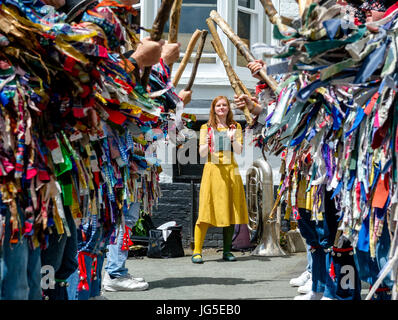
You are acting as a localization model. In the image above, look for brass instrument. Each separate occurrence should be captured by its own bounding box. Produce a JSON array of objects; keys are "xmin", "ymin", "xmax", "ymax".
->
[{"xmin": 246, "ymin": 157, "xmax": 286, "ymax": 256}]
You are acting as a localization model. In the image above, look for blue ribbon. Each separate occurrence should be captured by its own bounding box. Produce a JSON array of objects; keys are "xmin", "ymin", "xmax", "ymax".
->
[
  {"xmin": 354, "ymin": 39, "xmax": 390, "ymax": 84},
  {"xmin": 345, "ymin": 107, "xmax": 365, "ymax": 138}
]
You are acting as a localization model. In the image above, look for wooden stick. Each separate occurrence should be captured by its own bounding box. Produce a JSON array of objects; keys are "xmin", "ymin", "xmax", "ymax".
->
[
  {"xmin": 211, "ymin": 40, "xmax": 253, "ymax": 125},
  {"xmin": 297, "ymin": 0, "xmax": 314, "ymax": 17},
  {"xmin": 206, "ymin": 18, "xmax": 253, "ymax": 125},
  {"xmin": 141, "ymin": 0, "xmax": 175, "ymax": 89},
  {"xmin": 206, "ymin": 18, "xmax": 251, "ymax": 98},
  {"xmin": 258, "ymin": 0, "xmax": 287, "ymax": 31},
  {"xmin": 209, "ymin": 10, "xmax": 278, "ymax": 93},
  {"xmin": 167, "ymin": 0, "xmax": 183, "ymax": 73},
  {"xmin": 281, "ymin": 16, "xmax": 294, "ymax": 27},
  {"xmin": 172, "ymin": 29, "xmax": 202, "ymax": 88},
  {"xmin": 184, "ymin": 30, "xmax": 208, "ymax": 91},
  {"xmin": 212, "ymin": 40, "xmax": 251, "ymax": 97}
]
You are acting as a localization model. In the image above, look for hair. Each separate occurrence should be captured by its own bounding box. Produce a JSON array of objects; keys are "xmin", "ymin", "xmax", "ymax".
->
[{"xmin": 207, "ymin": 96, "xmax": 237, "ymax": 129}]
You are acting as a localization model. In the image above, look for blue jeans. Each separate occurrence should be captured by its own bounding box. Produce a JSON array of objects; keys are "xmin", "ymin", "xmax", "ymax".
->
[
  {"xmin": 298, "ymin": 190, "xmax": 361, "ymax": 300},
  {"xmin": 67, "ymin": 197, "xmax": 120, "ymax": 300},
  {"xmin": 105, "ymin": 202, "xmax": 140, "ymax": 278},
  {"xmin": 306, "ymin": 244, "xmax": 312, "ymax": 273},
  {"xmin": 0, "ymin": 207, "xmax": 42, "ymax": 300},
  {"xmin": 66, "ymin": 250, "xmax": 105, "ymax": 300},
  {"xmin": 298, "ymin": 208, "xmax": 335, "ymax": 297},
  {"xmin": 355, "ymin": 213, "xmax": 393, "ymax": 300},
  {"xmin": 40, "ymin": 206, "xmax": 78, "ymax": 300},
  {"xmin": 67, "ymin": 213, "xmax": 105, "ymax": 300}
]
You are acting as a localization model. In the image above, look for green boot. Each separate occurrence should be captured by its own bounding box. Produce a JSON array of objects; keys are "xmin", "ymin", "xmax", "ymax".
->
[
  {"xmin": 222, "ymin": 225, "xmax": 237, "ymax": 261},
  {"xmin": 222, "ymin": 251, "xmax": 237, "ymax": 262}
]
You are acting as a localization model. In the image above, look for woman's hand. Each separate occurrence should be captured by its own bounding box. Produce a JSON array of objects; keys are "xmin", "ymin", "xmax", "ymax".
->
[
  {"xmin": 227, "ymin": 128, "xmax": 236, "ymax": 142},
  {"xmin": 228, "ymin": 127, "xmax": 243, "ymax": 154},
  {"xmin": 199, "ymin": 133, "xmax": 211, "ymax": 157}
]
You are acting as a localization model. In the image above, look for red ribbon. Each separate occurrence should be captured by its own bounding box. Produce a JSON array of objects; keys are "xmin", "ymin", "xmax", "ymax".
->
[
  {"xmin": 121, "ymin": 225, "xmax": 134, "ymax": 251},
  {"xmin": 77, "ymin": 252, "xmax": 98, "ymax": 291},
  {"xmin": 208, "ymin": 127, "xmax": 214, "ymax": 153},
  {"xmin": 329, "ymin": 261, "xmax": 336, "ymax": 281},
  {"xmin": 364, "ymin": 92, "xmax": 380, "ymax": 115},
  {"xmin": 370, "ymin": 286, "xmax": 391, "ymax": 293},
  {"xmin": 332, "ymin": 246, "xmax": 353, "ymax": 253},
  {"xmin": 256, "ymin": 83, "xmax": 268, "ymax": 95},
  {"xmin": 77, "ymin": 252, "xmax": 89, "ymax": 291}
]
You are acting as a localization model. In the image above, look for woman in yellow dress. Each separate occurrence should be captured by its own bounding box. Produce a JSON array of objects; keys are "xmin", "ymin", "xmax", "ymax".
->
[{"xmin": 192, "ymin": 96, "xmax": 249, "ymax": 263}]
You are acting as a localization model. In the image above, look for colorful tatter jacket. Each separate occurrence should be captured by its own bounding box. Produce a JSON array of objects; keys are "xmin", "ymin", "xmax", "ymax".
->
[
  {"xmin": 0, "ymin": 0, "xmax": 165, "ymax": 251},
  {"xmin": 255, "ymin": 1, "xmax": 398, "ymax": 257},
  {"xmin": 149, "ymin": 59, "xmax": 182, "ymax": 111}
]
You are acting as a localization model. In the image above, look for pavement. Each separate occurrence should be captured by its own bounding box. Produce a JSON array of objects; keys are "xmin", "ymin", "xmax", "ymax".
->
[{"xmin": 101, "ymin": 249, "xmax": 309, "ymax": 300}]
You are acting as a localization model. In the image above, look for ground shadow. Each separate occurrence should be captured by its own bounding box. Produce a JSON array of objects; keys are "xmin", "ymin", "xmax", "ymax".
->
[
  {"xmin": 202, "ymin": 252, "xmax": 298, "ymax": 263},
  {"xmin": 148, "ymin": 276, "xmax": 269, "ymax": 289},
  {"xmin": 207, "ymin": 255, "xmax": 271, "ymax": 263},
  {"xmin": 231, "ymin": 254, "xmax": 295, "ymax": 262}
]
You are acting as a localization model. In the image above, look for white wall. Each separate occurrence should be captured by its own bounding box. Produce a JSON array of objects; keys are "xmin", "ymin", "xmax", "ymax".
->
[
  {"xmin": 279, "ymin": 0, "xmax": 299, "ymax": 18},
  {"xmin": 156, "ymin": 0, "xmax": 300, "ymax": 185}
]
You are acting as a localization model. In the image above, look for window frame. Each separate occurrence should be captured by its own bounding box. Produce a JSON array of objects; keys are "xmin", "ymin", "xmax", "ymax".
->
[
  {"xmin": 140, "ymin": 0, "xmax": 269, "ymax": 89},
  {"xmin": 235, "ymin": 0, "xmax": 263, "ymax": 73}
]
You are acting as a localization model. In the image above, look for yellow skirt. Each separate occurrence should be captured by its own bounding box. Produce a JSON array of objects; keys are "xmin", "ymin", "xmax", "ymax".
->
[{"xmin": 197, "ymin": 161, "xmax": 249, "ymax": 227}]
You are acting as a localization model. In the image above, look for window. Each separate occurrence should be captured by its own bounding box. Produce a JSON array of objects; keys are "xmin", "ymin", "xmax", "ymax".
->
[
  {"xmin": 140, "ymin": 0, "xmax": 268, "ymax": 89},
  {"xmin": 238, "ymin": 0, "xmax": 255, "ymax": 9},
  {"xmin": 237, "ymin": 0, "xmax": 259, "ymax": 67},
  {"xmin": 131, "ymin": 1, "xmax": 141, "ymax": 27},
  {"xmin": 164, "ymin": 0, "xmax": 217, "ymax": 64}
]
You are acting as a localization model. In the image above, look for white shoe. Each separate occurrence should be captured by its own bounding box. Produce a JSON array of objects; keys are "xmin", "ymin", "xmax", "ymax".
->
[
  {"xmin": 321, "ymin": 296, "xmax": 334, "ymax": 300},
  {"xmin": 125, "ymin": 273, "xmax": 146, "ymax": 283},
  {"xmin": 103, "ymin": 272, "xmax": 145, "ymax": 283},
  {"xmin": 103, "ymin": 273, "xmax": 149, "ymax": 292},
  {"xmin": 289, "ymin": 270, "xmax": 311, "ymax": 287},
  {"xmin": 297, "ymin": 278, "xmax": 312, "ymax": 294},
  {"xmin": 293, "ymin": 291, "xmax": 323, "ymax": 300}
]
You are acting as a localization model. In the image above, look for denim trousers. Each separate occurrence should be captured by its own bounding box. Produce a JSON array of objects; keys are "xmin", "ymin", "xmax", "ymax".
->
[
  {"xmin": 297, "ymin": 191, "xmax": 361, "ymax": 300},
  {"xmin": 66, "ymin": 250, "xmax": 105, "ymax": 300},
  {"xmin": 0, "ymin": 207, "xmax": 42, "ymax": 300},
  {"xmin": 105, "ymin": 202, "xmax": 140, "ymax": 278},
  {"xmin": 306, "ymin": 244, "xmax": 312, "ymax": 273},
  {"xmin": 40, "ymin": 206, "xmax": 78, "ymax": 300},
  {"xmin": 298, "ymin": 208, "xmax": 336, "ymax": 297},
  {"xmin": 66, "ymin": 212, "xmax": 105, "ymax": 300},
  {"xmin": 355, "ymin": 215, "xmax": 393, "ymax": 300}
]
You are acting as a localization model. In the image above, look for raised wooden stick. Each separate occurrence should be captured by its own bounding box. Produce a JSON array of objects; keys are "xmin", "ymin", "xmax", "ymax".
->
[
  {"xmin": 206, "ymin": 18, "xmax": 253, "ymax": 125},
  {"xmin": 209, "ymin": 10, "xmax": 278, "ymax": 93},
  {"xmin": 167, "ymin": 0, "xmax": 183, "ymax": 73},
  {"xmin": 141, "ymin": 0, "xmax": 175, "ymax": 89},
  {"xmin": 185, "ymin": 30, "xmax": 208, "ymax": 91},
  {"xmin": 259, "ymin": 0, "xmax": 288, "ymax": 31},
  {"xmin": 297, "ymin": 0, "xmax": 314, "ymax": 17},
  {"xmin": 172, "ymin": 29, "xmax": 202, "ymax": 87},
  {"xmin": 206, "ymin": 18, "xmax": 251, "ymax": 98}
]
